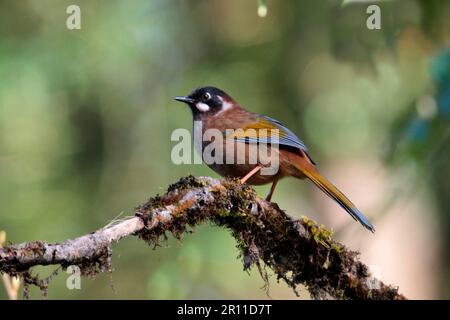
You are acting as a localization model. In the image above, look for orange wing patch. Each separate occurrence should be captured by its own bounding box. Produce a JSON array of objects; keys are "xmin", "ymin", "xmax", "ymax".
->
[
  {"xmin": 225, "ymin": 115, "xmax": 308, "ymax": 151},
  {"xmin": 227, "ymin": 118, "xmax": 285, "ymax": 139}
]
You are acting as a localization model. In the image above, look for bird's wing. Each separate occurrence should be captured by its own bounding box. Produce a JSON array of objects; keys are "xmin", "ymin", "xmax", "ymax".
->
[{"xmin": 225, "ymin": 115, "xmax": 308, "ymax": 151}]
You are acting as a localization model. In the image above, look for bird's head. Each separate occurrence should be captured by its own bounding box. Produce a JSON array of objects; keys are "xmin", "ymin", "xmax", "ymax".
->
[{"xmin": 175, "ymin": 86, "xmax": 236, "ymax": 118}]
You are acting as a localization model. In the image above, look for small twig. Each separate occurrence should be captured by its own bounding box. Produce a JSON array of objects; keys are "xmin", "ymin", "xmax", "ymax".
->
[{"xmin": 0, "ymin": 231, "xmax": 21, "ymax": 300}]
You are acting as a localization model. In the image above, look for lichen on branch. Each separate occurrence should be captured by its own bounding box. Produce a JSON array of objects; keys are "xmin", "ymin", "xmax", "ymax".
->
[{"xmin": 0, "ymin": 176, "xmax": 405, "ymax": 300}]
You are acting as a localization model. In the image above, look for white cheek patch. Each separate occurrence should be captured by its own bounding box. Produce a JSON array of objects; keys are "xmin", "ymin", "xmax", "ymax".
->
[
  {"xmin": 215, "ymin": 97, "xmax": 234, "ymax": 116},
  {"xmin": 221, "ymin": 100, "xmax": 233, "ymax": 111},
  {"xmin": 196, "ymin": 102, "xmax": 210, "ymax": 112}
]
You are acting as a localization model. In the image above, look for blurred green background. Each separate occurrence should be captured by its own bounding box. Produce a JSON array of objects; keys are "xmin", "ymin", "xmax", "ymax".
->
[{"xmin": 0, "ymin": 0, "xmax": 449, "ymax": 299}]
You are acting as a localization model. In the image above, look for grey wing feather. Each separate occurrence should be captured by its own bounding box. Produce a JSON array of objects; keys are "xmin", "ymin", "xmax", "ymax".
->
[
  {"xmin": 262, "ymin": 116, "xmax": 308, "ymax": 151},
  {"xmin": 229, "ymin": 115, "xmax": 308, "ymax": 151}
]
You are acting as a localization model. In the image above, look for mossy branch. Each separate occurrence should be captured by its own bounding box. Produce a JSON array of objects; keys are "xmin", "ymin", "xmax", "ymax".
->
[{"xmin": 0, "ymin": 176, "xmax": 405, "ymax": 300}]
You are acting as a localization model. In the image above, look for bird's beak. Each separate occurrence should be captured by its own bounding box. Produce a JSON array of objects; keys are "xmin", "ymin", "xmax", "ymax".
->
[{"xmin": 174, "ymin": 96, "xmax": 195, "ymax": 104}]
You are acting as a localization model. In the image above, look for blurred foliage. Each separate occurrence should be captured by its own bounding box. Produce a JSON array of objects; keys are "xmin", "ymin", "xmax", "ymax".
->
[{"xmin": 0, "ymin": 0, "xmax": 449, "ymax": 299}]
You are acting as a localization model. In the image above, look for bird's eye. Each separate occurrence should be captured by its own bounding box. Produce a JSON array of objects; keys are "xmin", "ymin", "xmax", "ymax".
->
[{"xmin": 202, "ymin": 93, "xmax": 211, "ymax": 101}]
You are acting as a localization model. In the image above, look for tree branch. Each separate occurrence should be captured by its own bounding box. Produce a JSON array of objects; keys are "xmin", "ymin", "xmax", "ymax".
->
[{"xmin": 0, "ymin": 176, "xmax": 405, "ymax": 300}]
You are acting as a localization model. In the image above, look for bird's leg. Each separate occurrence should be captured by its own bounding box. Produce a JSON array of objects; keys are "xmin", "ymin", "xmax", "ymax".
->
[
  {"xmin": 265, "ymin": 178, "xmax": 279, "ymax": 202},
  {"xmin": 240, "ymin": 166, "xmax": 262, "ymax": 184}
]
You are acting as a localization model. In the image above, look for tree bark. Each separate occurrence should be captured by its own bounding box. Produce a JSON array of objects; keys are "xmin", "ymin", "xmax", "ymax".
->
[{"xmin": 0, "ymin": 176, "xmax": 405, "ymax": 300}]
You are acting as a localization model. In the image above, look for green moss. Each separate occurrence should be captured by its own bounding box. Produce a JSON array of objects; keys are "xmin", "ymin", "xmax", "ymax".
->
[
  {"xmin": 167, "ymin": 175, "xmax": 207, "ymax": 192},
  {"xmin": 216, "ymin": 209, "xmax": 253, "ymax": 227},
  {"xmin": 331, "ymin": 243, "xmax": 343, "ymax": 253},
  {"xmin": 301, "ymin": 216, "xmax": 334, "ymax": 249}
]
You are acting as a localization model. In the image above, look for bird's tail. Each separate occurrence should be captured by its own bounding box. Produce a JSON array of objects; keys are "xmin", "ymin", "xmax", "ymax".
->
[{"xmin": 297, "ymin": 161, "xmax": 375, "ymax": 232}]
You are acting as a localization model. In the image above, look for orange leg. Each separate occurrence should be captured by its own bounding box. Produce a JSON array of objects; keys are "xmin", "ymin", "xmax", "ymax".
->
[
  {"xmin": 240, "ymin": 166, "xmax": 262, "ymax": 184},
  {"xmin": 265, "ymin": 178, "xmax": 279, "ymax": 202}
]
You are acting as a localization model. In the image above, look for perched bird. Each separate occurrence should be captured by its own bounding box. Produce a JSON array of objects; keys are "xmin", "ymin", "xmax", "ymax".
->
[{"xmin": 175, "ymin": 86, "xmax": 375, "ymax": 232}]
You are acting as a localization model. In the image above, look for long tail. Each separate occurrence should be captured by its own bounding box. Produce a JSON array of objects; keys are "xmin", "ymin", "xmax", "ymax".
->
[{"xmin": 295, "ymin": 155, "xmax": 375, "ymax": 232}]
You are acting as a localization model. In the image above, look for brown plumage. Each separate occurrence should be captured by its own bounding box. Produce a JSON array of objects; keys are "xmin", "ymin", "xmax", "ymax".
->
[{"xmin": 175, "ymin": 86, "xmax": 375, "ymax": 232}]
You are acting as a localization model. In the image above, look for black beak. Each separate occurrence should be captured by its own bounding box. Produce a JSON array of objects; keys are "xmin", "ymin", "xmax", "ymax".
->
[{"xmin": 174, "ymin": 96, "xmax": 195, "ymax": 104}]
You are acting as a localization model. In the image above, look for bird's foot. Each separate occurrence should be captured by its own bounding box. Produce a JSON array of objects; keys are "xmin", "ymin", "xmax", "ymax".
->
[{"xmin": 240, "ymin": 166, "xmax": 262, "ymax": 184}]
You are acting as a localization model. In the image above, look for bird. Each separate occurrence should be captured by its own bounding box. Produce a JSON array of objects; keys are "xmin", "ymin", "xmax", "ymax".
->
[{"xmin": 174, "ymin": 86, "xmax": 375, "ymax": 232}]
